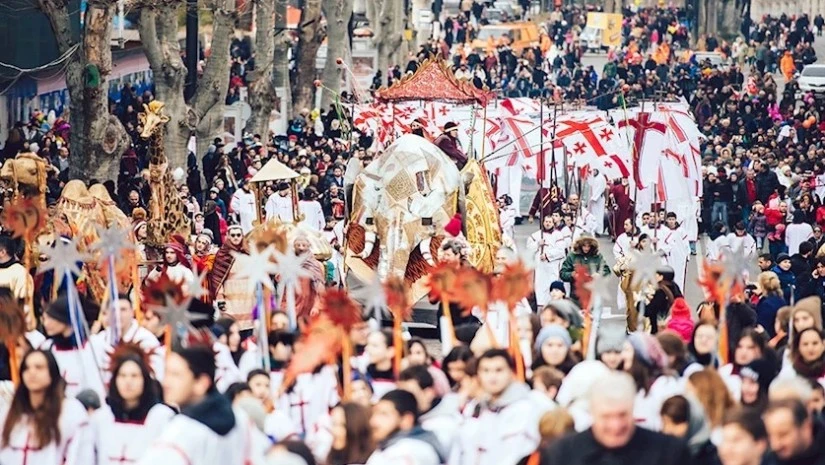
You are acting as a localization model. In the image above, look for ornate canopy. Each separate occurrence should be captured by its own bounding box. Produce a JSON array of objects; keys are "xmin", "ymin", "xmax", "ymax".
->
[{"xmin": 375, "ymin": 58, "xmax": 495, "ymax": 106}]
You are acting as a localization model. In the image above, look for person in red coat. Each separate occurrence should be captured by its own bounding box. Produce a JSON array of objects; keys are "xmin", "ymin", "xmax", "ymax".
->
[
  {"xmin": 609, "ymin": 177, "xmax": 634, "ymax": 241},
  {"xmin": 433, "ymin": 122, "xmax": 467, "ymax": 170}
]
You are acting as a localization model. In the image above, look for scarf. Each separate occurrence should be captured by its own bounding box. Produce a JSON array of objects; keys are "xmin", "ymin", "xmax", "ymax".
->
[{"xmin": 210, "ymin": 240, "xmax": 248, "ymax": 295}]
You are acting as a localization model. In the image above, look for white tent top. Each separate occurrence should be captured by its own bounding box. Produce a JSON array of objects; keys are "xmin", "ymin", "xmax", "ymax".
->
[{"xmin": 250, "ymin": 159, "xmax": 299, "ymax": 182}]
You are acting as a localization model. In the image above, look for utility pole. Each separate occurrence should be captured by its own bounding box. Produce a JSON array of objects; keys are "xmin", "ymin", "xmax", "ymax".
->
[{"xmin": 185, "ymin": 0, "xmax": 199, "ymax": 101}]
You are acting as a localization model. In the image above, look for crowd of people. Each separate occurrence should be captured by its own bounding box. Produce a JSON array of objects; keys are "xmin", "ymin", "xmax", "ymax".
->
[{"xmin": 3, "ymin": 1, "xmax": 825, "ymax": 464}]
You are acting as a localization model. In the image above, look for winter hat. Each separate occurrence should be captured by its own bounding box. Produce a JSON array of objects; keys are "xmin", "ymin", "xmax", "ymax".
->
[
  {"xmin": 626, "ymin": 332, "xmax": 669, "ymax": 370},
  {"xmin": 534, "ymin": 324, "xmax": 572, "ymax": 352},
  {"xmin": 543, "ymin": 299, "xmax": 584, "ymax": 328},
  {"xmin": 76, "ymin": 389, "xmax": 101, "ymax": 411},
  {"xmin": 792, "ymin": 296, "xmax": 823, "ymax": 331},
  {"xmin": 444, "ymin": 214, "xmax": 462, "ymax": 237},
  {"xmin": 443, "ymin": 121, "xmax": 459, "ymax": 132},
  {"xmin": 740, "ymin": 358, "xmax": 776, "ymax": 394},
  {"xmin": 597, "ymin": 334, "xmax": 626, "ymax": 355},
  {"xmin": 665, "ymin": 297, "xmax": 695, "ymax": 343},
  {"xmin": 549, "ymin": 281, "xmax": 566, "ymax": 294},
  {"xmin": 776, "ymin": 253, "xmax": 791, "ymax": 265}
]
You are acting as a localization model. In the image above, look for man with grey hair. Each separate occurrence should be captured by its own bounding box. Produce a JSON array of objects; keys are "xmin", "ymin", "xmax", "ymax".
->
[{"xmin": 542, "ymin": 371, "xmax": 690, "ymax": 464}]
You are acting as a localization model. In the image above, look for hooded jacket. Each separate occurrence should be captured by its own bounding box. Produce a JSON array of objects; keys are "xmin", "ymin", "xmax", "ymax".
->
[
  {"xmin": 559, "ymin": 237, "xmax": 611, "ymax": 306},
  {"xmin": 367, "ymin": 426, "xmax": 445, "ymax": 465},
  {"xmin": 666, "ymin": 298, "xmax": 695, "ymax": 343}
]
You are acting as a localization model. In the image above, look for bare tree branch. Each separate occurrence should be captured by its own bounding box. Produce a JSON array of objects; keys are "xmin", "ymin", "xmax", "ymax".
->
[
  {"xmin": 191, "ymin": 0, "xmax": 237, "ymax": 117},
  {"xmin": 138, "ymin": 8, "xmax": 164, "ymax": 71}
]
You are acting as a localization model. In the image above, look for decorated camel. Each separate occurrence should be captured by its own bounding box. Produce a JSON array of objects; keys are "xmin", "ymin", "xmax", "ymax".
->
[{"xmin": 344, "ymin": 134, "xmax": 501, "ymax": 303}]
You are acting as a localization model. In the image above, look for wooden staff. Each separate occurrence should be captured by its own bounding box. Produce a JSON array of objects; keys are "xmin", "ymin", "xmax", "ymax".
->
[{"xmin": 440, "ymin": 300, "xmax": 458, "ymax": 347}]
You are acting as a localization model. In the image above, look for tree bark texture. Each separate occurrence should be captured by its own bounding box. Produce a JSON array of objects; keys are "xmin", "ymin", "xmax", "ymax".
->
[
  {"xmin": 320, "ymin": 0, "xmax": 353, "ymax": 109},
  {"xmin": 368, "ymin": 0, "xmax": 404, "ymax": 87},
  {"xmin": 291, "ymin": 0, "xmax": 323, "ymax": 115},
  {"xmin": 245, "ymin": 0, "xmax": 278, "ymax": 137},
  {"xmin": 273, "ymin": 0, "xmax": 292, "ymax": 119},
  {"xmin": 138, "ymin": 0, "xmax": 236, "ymax": 167},
  {"xmin": 38, "ymin": 0, "xmax": 130, "ymax": 182}
]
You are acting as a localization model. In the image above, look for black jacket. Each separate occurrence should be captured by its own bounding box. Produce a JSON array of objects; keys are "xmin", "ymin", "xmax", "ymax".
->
[{"xmin": 542, "ymin": 427, "xmax": 691, "ymax": 465}]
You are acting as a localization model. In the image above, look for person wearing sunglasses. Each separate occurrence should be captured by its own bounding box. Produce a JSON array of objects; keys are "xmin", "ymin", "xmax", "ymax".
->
[{"xmin": 210, "ymin": 225, "xmax": 255, "ymax": 338}]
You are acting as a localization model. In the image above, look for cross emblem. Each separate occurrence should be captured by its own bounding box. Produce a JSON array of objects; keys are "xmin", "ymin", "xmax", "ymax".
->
[
  {"xmin": 438, "ymin": 106, "xmax": 449, "ymax": 116},
  {"xmin": 618, "ymin": 112, "xmax": 667, "ymax": 187},
  {"xmin": 290, "ymin": 393, "xmax": 310, "ymax": 434},
  {"xmin": 10, "ymin": 432, "xmax": 40, "ymax": 465},
  {"xmin": 604, "ymin": 161, "xmax": 613, "ymax": 168},
  {"xmin": 572, "ymin": 142, "xmax": 587, "ymax": 154},
  {"xmin": 109, "ymin": 445, "xmax": 136, "ymax": 464},
  {"xmin": 599, "ymin": 127, "xmax": 614, "ymax": 141}
]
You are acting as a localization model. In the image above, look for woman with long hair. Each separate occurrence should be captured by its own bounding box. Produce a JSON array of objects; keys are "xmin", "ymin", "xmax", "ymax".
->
[
  {"xmin": 718, "ymin": 329, "xmax": 769, "ymax": 401},
  {"xmin": 92, "ymin": 346, "xmax": 175, "ymax": 464},
  {"xmin": 325, "ymin": 402, "xmax": 374, "ymax": 465},
  {"xmin": 441, "ymin": 346, "xmax": 474, "ymax": 391},
  {"xmin": 687, "ymin": 323, "xmax": 720, "ymax": 370},
  {"xmin": 687, "ymin": 369, "xmax": 736, "ymax": 440},
  {"xmin": 621, "ymin": 332, "xmax": 681, "ymax": 431},
  {"xmin": 784, "ymin": 327, "xmax": 825, "ymax": 387},
  {"xmin": 531, "ymin": 325, "xmax": 580, "ymax": 375},
  {"xmin": 755, "ymin": 271, "xmax": 785, "ymax": 338},
  {"xmin": 0, "ymin": 350, "xmax": 92, "ymax": 464},
  {"xmin": 406, "ymin": 338, "xmax": 450, "ymax": 395}
]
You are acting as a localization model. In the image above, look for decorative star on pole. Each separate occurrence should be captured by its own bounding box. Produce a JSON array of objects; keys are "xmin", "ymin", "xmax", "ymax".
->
[
  {"xmin": 584, "ymin": 272, "xmax": 612, "ymax": 307},
  {"xmin": 155, "ymin": 297, "xmax": 209, "ymax": 345},
  {"xmin": 38, "ymin": 236, "xmax": 88, "ymax": 278},
  {"xmin": 233, "ymin": 246, "xmax": 278, "ymax": 294},
  {"xmin": 629, "ymin": 249, "xmax": 663, "ymax": 288},
  {"xmin": 351, "ymin": 273, "xmax": 388, "ymax": 320},
  {"xmin": 720, "ymin": 248, "xmax": 750, "ymax": 287},
  {"xmin": 184, "ymin": 267, "xmax": 211, "ymax": 301},
  {"xmin": 272, "ymin": 248, "xmax": 311, "ymax": 297},
  {"xmin": 91, "ymin": 226, "xmax": 136, "ymax": 262}
]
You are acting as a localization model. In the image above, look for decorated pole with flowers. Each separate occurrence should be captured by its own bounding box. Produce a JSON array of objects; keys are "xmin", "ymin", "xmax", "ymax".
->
[
  {"xmin": 385, "ymin": 277, "xmax": 411, "ymax": 379},
  {"xmin": 320, "ymin": 288, "xmax": 361, "ymax": 400}
]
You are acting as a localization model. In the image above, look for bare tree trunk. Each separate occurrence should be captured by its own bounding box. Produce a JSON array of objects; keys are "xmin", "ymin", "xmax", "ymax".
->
[
  {"xmin": 245, "ymin": 0, "xmax": 277, "ymax": 137},
  {"xmin": 369, "ymin": 0, "xmax": 404, "ymax": 86},
  {"xmin": 138, "ymin": 0, "xmax": 237, "ymax": 169},
  {"xmin": 196, "ymin": 104, "xmax": 224, "ymax": 157},
  {"xmin": 292, "ymin": 0, "xmax": 324, "ymax": 114},
  {"xmin": 273, "ymin": 0, "xmax": 292, "ymax": 121},
  {"xmin": 38, "ymin": 0, "xmax": 129, "ymax": 182},
  {"xmin": 320, "ymin": 0, "xmax": 353, "ymax": 108}
]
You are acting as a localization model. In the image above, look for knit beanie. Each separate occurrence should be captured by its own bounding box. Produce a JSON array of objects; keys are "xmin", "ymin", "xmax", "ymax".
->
[
  {"xmin": 626, "ymin": 332, "xmax": 669, "ymax": 370},
  {"xmin": 792, "ymin": 296, "xmax": 823, "ymax": 330},
  {"xmin": 597, "ymin": 333, "xmax": 626, "ymax": 355},
  {"xmin": 740, "ymin": 358, "xmax": 776, "ymax": 394},
  {"xmin": 549, "ymin": 281, "xmax": 566, "ymax": 294},
  {"xmin": 534, "ymin": 324, "xmax": 572, "ymax": 352}
]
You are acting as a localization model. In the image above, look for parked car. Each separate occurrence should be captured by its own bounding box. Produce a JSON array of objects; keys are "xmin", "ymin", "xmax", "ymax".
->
[{"xmin": 799, "ymin": 64, "xmax": 825, "ymax": 94}]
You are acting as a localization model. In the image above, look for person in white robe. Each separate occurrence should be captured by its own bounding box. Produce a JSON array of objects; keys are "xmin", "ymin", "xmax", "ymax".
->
[
  {"xmin": 214, "ymin": 341, "xmax": 242, "ymax": 393},
  {"xmin": 299, "ymin": 188, "xmax": 325, "ymax": 231},
  {"xmin": 706, "ymin": 223, "xmax": 732, "ymax": 262},
  {"xmin": 40, "ymin": 295, "xmax": 106, "ymax": 400},
  {"xmin": 0, "ymin": 350, "xmax": 94, "ymax": 465},
  {"xmin": 612, "ymin": 218, "xmax": 638, "ymax": 313},
  {"xmin": 276, "ymin": 365, "xmax": 340, "ymax": 438},
  {"xmin": 229, "ymin": 182, "xmax": 258, "ymax": 234},
  {"xmin": 265, "ymin": 182, "xmax": 296, "ymax": 223},
  {"xmin": 145, "ymin": 242, "xmax": 196, "ymax": 288},
  {"xmin": 367, "ymin": 390, "xmax": 445, "ymax": 465},
  {"xmin": 587, "ymin": 170, "xmax": 607, "ymax": 236},
  {"xmin": 786, "ymin": 210, "xmax": 814, "ymax": 256},
  {"xmin": 92, "ymin": 349, "xmax": 175, "ymax": 464},
  {"xmin": 91, "ymin": 295, "xmax": 165, "ymax": 384},
  {"xmin": 498, "ymin": 195, "xmax": 517, "ymax": 241},
  {"xmin": 526, "ymin": 216, "xmax": 568, "ymax": 306},
  {"xmin": 572, "ymin": 208, "xmax": 598, "ymax": 241},
  {"xmin": 659, "ymin": 212, "xmax": 690, "ymax": 292},
  {"xmin": 397, "ymin": 365, "xmax": 463, "ymax": 456},
  {"xmin": 138, "ymin": 345, "xmax": 263, "ymax": 465},
  {"xmin": 450, "ymin": 350, "xmax": 549, "ymax": 465}
]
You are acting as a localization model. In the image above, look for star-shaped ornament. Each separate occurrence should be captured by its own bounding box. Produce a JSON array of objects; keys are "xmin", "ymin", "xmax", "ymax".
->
[
  {"xmin": 272, "ymin": 248, "xmax": 311, "ymax": 297},
  {"xmin": 184, "ymin": 267, "xmax": 210, "ymax": 301},
  {"xmin": 351, "ymin": 273, "xmax": 388, "ymax": 319},
  {"xmin": 584, "ymin": 272, "xmax": 612, "ymax": 306},
  {"xmin": 91, "ymin": 226, "xmax": 137, "ymax": 262},
  {"xmin": 38, "ymin": 236, "xmax": 89, "ymax": 278},
  {"xmin": 155, "ymin": 297, "xmax": 209, "ymax": 343},
  {"xmin": 720, "ymin": 248, "xmax": 750, "ymax": 287},
  {"xmin": 234, "ymin": 246, "xmax": 278, "ymax": 294},
  {"xmin": 629, "ymin": 249, "xmax": 663, "ymax": 288}
]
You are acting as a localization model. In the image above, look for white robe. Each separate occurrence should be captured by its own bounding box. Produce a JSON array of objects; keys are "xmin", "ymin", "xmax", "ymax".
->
[
  {"xmin": 299, "ymin": 200, "xmax": 325, "ymax": 231},
  {"xmin": 0, "ymin": 398, "xmax": 92, "ymax": 465},
  {"xmin": 707, "ymin": 235, "xmax": 732, "ymax": 262},
  {"xmin": 265, "ymin": 193, "xmax": 294, "ymax": 223},
  {"xmin": 728, "ymin": 232, "xmax": 757, "ymax": 262},
  {"xmin": 90, "ymin": 321, "xmax": 165, "ymax": 384},
  {"xmin": 449, "ymin": 383, "xmax": 547, "ymax": 465},
  {"xmin": 633, "ymin": 375, "xmax": 682, "ymax": 431},
  {"xmin": 229, "ymin": 189, "xmax": 258, "ymax": 234},
  {"xmin": 499, "ymin": 206, "xmax": 516, "ymax": 240},
  {"xmin": 276, "ymin": 365, "xmax": 340, "ymax": 437},
  {"xmin": 41, "ymin": 339, "xmax": 106, "ymax": 401},
  {"xmin": 786, "ymin": 223, "xmax": 814, "ymax": 256},
  {"xmin": 137, "ymin": 407, "xmax": 260, "ymax": 465},
  {"xmin": 92, "ymin": 403, "xmax": 175, "ymax": 465},
  {"xmin": 573, "ymin": 210, "xmax": 598, "ymax": 241},
  {"xmin": 214, "ymin": 342, "xmax": 243, "ymax": 393},
  {"xmin": 421, "ymin": 394, "xmax": 463, "ymax": 456},
  {"xmin": 587, "ymin": 175, "xmax": 607, "ymax": 235},
  {"xmin": 367, "ymin": 436, "xmax": 442, "ymax": 465},
  {"xmin": 526, "ymin": 229, "xmax": 568, "ymax": 306},
  {"xmin": 146, "ymin": 263, "xmax": 195, "ymax": 290},
  {"xmin": 659, "ymin": 226, "xmax": 690, "ymax": 292},
  {"xmin": 719, "ymin": 364, "xmax": 742, "ymax": 401}
]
